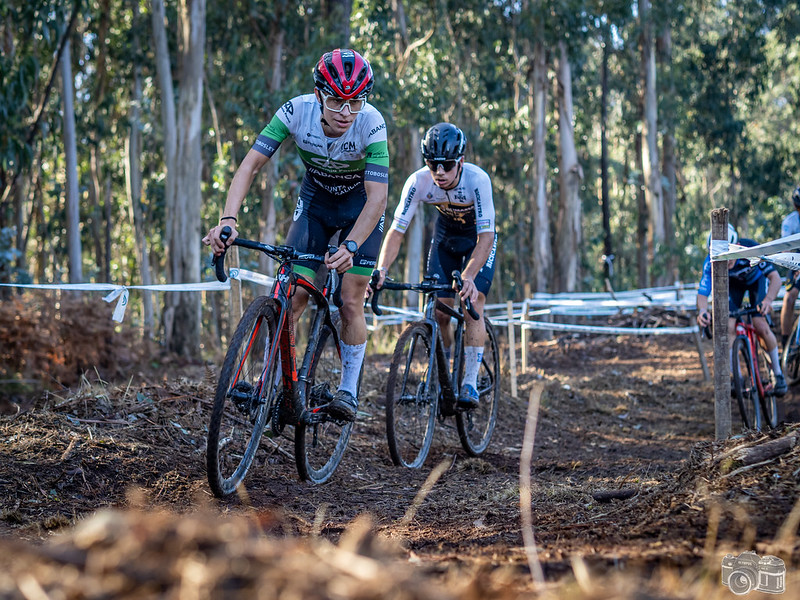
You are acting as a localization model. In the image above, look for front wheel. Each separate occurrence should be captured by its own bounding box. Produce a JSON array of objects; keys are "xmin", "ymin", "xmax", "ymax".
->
[
  {"xmin": 456, "ymin": 317, "xmax": 500, "ymax": 456},
  {"xmin": 207, "ymin": 297, "xmax": 281, "ymax": 498},
  {"xmin": 756, "ymin": 345, "xmax": 780, "ymax": 429},
  {"xmin": 386, "ymin": 322, "xmax": 439, "ymax": 468},
  {"xmin": 732, "ymin": 335, "xmax": 761, "ymax": 431},
  {"xmin": 295, "ymin": 311, "xmax": 353, "ymax": 484},
  {"xmin": 781, "ymin": 318, "xmax": 800, "ymax": 386}
]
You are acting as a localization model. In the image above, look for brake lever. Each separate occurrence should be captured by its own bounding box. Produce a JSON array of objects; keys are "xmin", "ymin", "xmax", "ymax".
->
[
  {"xmin": 452, "ymin": 270, "xmax": 480, "ymax": 320},
  {"xmin": 212, "ymin": 226, "xmax": 232, "ymax": 282},
  {"xmin": 368, "ymin": 269, "xmax": 383, "ymax": 316}
]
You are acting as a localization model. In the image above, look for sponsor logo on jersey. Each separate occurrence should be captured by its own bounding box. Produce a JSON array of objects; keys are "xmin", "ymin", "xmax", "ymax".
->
[
  {"xmin": 341, "ymin": 141, "xmax": 357, "ymax": 153},
  {"xmin": 474, "ymin": 189, "xmax": 482, "ymax": 217},
  {"xmin": 485, "ymin": 237, "xmax": 497, "ymax": 268},
  {"xmin": 255, "ymin": 138, "xmax": 277, "ymax": 154},
  {"xmin": 477, "ymin": 219, "xmax": 491, "ymax": 231},
  {"xmin": 281, "ymin": 101, "xmax": 294, "ymax": 120},
  {"xmin": 293, "ymin": 197, "xmax": 304, "ymax": 221},
  {"xmin": 378, "ymin": 214, "xmax": 385, "ymax": 232},
  {"xmin": 368, "ymin": 123, "xmax": 386, "ymax": 137},
  {"xmin": 308, "ymin": 157, "xmax": 351, "ymax": 170},
  {"xmin": 364, "ymin": 169, "xmax": 387, "ymax": 181},
  {"xmin": 402, "ymin": 187, "xmax": 416, "ymax": 215}
]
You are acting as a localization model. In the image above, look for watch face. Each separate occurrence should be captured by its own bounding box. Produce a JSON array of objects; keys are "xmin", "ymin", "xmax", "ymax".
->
[{"xmin": 345, "ymin": 240, "xmax": 358, "ymax": 254}]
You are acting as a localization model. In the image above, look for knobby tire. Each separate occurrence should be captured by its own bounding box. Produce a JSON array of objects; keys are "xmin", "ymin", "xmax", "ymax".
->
[
  {"xmin": 386, "ymin": 322, "xmax": 439, "ymax": 468},
  {"xmin": 456, "ymin": 317, "xmax": 500, "ymax": 456},
  {"xmin": 732, "ymin": 336, "xmax": 761, "ymax": 431},
  {"xmin": 207, "ymin": 297, "xmax": 281, "ymax": 498}
]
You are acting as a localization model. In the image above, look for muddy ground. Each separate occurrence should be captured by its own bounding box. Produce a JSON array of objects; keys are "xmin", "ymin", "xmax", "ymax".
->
[{"xmin": 2, "ymin": 315, "xmax": 800, "ymax": 598}]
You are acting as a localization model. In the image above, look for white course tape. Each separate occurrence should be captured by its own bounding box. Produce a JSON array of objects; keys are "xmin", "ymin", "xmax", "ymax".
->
[
  {"xmin": 0, "ymin": 280, "xmax": 230, "ymax": 322},
  {"xmin": 750, "ymin": 252, "xmax": 800, "ymax": 271},
  {"xmin": 231, "ymin": 268, "xmax": 275, "ymax": 288},
  {"xmin": 712, "ymin": 233, "xmax": 800, "ymax": 261},
  {"xmin": 497, "ymin": 318, "xmax": 699, "ymax": 336}
]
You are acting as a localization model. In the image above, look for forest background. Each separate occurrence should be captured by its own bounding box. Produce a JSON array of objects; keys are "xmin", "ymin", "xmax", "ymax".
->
[{"xmin": 1, "ymin": 0, "xmax": 798, "ymax": 358}]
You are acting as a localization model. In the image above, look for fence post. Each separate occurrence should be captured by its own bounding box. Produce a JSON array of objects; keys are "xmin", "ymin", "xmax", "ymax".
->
[
  {"xmin": 521, "ymin": 299, "xmax": 529, "ymax": 373},
  {"xmin": 507, "ymin": 300, "xmax": 518, "ymax": 398},
  {"xmin": 711, "ymin": 208, "xmax": 731, "ymax": 440},
  {"xmin": 229, "ymin": 246, "xmax": 243, "ymax": 326}
]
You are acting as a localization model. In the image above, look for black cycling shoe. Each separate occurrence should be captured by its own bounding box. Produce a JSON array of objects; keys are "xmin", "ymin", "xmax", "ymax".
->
[{"xmin": 327, "ymin": 390, "xmax": 358, "ymax": 422}]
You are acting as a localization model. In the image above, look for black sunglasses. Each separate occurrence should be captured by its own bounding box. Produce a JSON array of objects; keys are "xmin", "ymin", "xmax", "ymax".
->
[{"xmin": 425, "ymin": 159, "xmax": 458, "ymax": 172}]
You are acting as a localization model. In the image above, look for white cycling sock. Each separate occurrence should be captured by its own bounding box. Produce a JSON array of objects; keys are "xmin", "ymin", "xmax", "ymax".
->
[
  {"xmin": 339, "ymin": 341, "xmax": 366, "ymax": 397},
  {"xmin": 462, "ymin": 346, "xmax": 483, "ymax": 390},
  {"xmin": 769, "ymin": 347, "xmax": 782, "ymax": 376}
]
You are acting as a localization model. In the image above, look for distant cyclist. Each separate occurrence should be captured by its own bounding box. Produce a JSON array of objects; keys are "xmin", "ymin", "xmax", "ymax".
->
[
  {"xmin": 373, "ymin": 123, "xmax": 497, "ymax": 409},
  {"xmin": 779, "ymin": 186, "xmax": 800, "ymax": 350},
  {"xmin": 203, "ymin": 49, "xmax": 389, "ymax": 422},
  {"xmin": 696, "ymin": 224, "xmax": 787, "ymax": 396}
]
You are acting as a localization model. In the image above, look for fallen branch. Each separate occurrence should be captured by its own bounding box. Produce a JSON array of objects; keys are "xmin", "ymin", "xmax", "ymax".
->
[{"xmin": 734, "ymin": 432, "xmax": 799, "ymax": 467}]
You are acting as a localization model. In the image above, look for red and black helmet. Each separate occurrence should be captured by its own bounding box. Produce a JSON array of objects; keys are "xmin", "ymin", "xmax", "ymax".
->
[{"xmin": 314, "ymin": 49, "xmax": 374, "ymax": 100}]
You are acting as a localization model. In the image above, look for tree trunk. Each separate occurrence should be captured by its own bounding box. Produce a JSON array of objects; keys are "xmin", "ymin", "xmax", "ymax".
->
[
  {"xmin": 127, "ymin": 0, "xmax": 155, "ymax": 339},
  {"xmin": 636, "ymin": 133, "xmax": 649, "ymax": 288},
  {"xmin": 659, "ymin": 27, "xmax": 677, "ymax": 283},
  {"xmin": 61, "ymin": 38, "xmax": 82, "ymax": 284},
  {"xmin": 554, "ymin": 40, "xmax": 582, "ymax": 293},
  {"xmin": 530, "ymin": 38, "xmax": 550, "ymax": 293},
  {"xmin": 600, "ymin": 32, "xmax": 613, "ymax": 282},
  {"xmin": 325, "ymin": 0, "xmax": 352, "ymax": 46},
  {"xmin": 167, "ymin": 0, "xmax": 206, "ymax": 357},
  {"xmin": 640, "ymin": 0, "xmax": 664, "ymax": 282}
]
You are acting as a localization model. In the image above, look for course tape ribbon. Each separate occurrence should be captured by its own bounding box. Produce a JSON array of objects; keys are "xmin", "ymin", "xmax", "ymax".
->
[
  {"xmin": 711, "ymin": 233, "xmax": 800, "ymax": 261},
  {"xmin": 0, "ymin": 281, "xmax": 230, "ymax": 322}
]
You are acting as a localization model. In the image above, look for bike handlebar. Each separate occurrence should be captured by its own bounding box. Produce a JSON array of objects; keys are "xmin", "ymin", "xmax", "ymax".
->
[
  {"xmin": 211, "ymin": 226, "xmax": 340, "ymax": 308},
  {"xmin": 368, "ymin": 269, "xmax": 480, "ymax": 320}
]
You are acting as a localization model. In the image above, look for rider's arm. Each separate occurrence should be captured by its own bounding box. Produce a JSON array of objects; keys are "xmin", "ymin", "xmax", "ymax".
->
[
  {"xmin": 203, "ymin": 148, "xmax": 271, "ymax": 255},
  {"xmin": 696, "ymin": 293, "xmax": 711, "ymax": 326},
  {"xmin": 327, "ymin": 180, "xmax": 388, "ymax": 274},
  {"xmin": 759, "ymin": 270, "xmax": 782, "ymax": 315},
  {"xmin": 375, "ymin": 229, "xmax": 406, "ymax": 287}
]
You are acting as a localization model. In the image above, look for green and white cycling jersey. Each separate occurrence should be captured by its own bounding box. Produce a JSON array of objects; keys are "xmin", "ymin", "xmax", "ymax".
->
[{"xmin": 253, "ymin": 93, "xmax": 389, "ymax": 195}]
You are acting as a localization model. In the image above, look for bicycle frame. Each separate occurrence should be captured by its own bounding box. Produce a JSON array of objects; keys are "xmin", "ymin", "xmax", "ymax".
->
[
  {"xmin": 220, "ymin": 236, "xmax": 341, "ymax": 426},
  {"xmin": 735, "ymin": 317, "xmax": 769, "ymax": 402},
  {"xmin": 423, "ymin": 293, "xmax": 465, "ymax": 418}
]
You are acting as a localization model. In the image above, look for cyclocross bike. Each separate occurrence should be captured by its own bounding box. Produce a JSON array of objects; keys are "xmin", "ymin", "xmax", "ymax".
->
[
  {"xmin": 730, "ymin": 307, "xmax": 780, "ymax": 431},
  {"xmin": 369, "ymin": 271, "xmax": 500, "ymax": 468},
  {"xmin": 781, "ymin": 312, "xmax": 800, "ymax": 387},
  {"xmin": 206, "ymin": 226, "xmax": 354, "ymax": 496}
]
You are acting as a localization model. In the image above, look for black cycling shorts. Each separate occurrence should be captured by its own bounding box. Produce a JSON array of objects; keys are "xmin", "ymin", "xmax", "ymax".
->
[
  {"xmin": 729, "ymin": 277, "xmax": 768, "ymax": 314},
  {"xmin": 426, "ymin": 218, "xmax": 496, "ymax": 298},
  {"xmin": 285, "ymin": 175, "xmax": 384, "ymax": 277}
]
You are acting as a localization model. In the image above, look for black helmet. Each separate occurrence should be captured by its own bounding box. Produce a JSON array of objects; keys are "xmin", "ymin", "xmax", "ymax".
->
[
  {"xmin": 314, "ymin": 49, "xmax": 373, "ymax": 99},
  {"xmin": 792, "ymin": 186, "xmax": 800, "ymax": 208},
  {"xmin": 420, "ymin": 123, "xmax": 466, "ymax": 161}
]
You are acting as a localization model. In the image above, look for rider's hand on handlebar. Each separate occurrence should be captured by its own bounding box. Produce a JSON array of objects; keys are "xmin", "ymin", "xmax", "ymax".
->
[
  {"xmin": 696, "ymin": 309, "xmax": 711, "ymax": 327},
  {"xmin": 203, "ymin": 222, "xmax": 238, "ymax": 256},
  {"xmin": 758, "ymin": 299, "xmax": 774, "ymax": 317},
  {"xmin": 325, "ymin": 244, "xmax": 355, "ymax": 274},
  {"xmin": 458, "ymin": 275, "xmax": 479, "ymax": 304}
]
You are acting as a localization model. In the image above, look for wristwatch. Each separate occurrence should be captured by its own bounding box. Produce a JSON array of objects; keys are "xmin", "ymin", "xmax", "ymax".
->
[{"xmin": 343, "ymin": 239, "xmax": 358, "ymax": 255}]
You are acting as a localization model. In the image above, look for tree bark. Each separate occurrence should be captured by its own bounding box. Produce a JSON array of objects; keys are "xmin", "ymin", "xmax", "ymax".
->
[
  {"xmin": 168, "ymin": 0, "xmax": 206, "ymax": 356},
  {"xmin": 636, "ymin": 133, "xmax": 648, "ymax": 288},
  {"xmin": 600, "ymin": 32, "xmax": 613, "ymax": 282},
  {"xmin": 61, "ymin": 38, "xmax": 83, "ymax": 284},
  {"xmin": 659, "ymin": 26, "xmax": 677, "ymax": 283},
  {"xmin": 640, "ymin": 0, "xmax": 665, "ymax": 282},
  {"xmin": 127, "ymin": 0, "xmax": 155, "ymax": 339},
  {"xmin": 554, "ymin": 40, "xmax": 582, "ymax": 293},
  {"xmin": 531, "ymin": 38, "xmax": 550, "ymax": 293}
]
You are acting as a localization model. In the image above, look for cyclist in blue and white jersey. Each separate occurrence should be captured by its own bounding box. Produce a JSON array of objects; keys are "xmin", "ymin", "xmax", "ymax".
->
[
  {"xmin": 374, "ymin": 123, "xmax": 497, "ymax": 409},
  {"xmin": 779, "ymin": 186, "xmax": 800, "ymax": 350},
  {"xmin": 204, "ymin": 49, "xmax": 389, "ymax": 422},
  {"xmin": 695, "ymin": 224, "xmax": 787, "ymax": 396}
]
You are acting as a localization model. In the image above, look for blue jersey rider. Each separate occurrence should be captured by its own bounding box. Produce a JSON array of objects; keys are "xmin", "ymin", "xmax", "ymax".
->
[{"xmin": 695, "ymin": 224, "xmax": 787, "ymax": 396}]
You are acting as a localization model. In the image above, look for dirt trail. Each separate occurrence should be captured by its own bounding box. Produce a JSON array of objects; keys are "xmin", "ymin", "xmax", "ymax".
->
[{"xmin": 2, "ymin": 332, "xmax": 800, "ymax": 598}]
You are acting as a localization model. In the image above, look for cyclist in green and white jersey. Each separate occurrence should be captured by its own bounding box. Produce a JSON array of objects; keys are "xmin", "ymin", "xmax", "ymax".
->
[{"xmin": 204, "ymin": 48, "xmax": 388, "ymax": 422}]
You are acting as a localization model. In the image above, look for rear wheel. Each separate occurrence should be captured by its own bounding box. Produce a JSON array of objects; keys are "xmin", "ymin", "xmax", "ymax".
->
[
  {"xmin": 207, "ymin": 297, "xmax": 281, "ymax": 497},
  {"xmin": 295, "ymin": 311, "xmax": 353, "ymax": 484},
  {"xmin": 781, "ymin": 318, "xmax": 800, "ymax": 386},
  {"xmin": 732, "ymin": 335, "xmax": 761, "ymax": 430},
  {"xmin": 456, "ymin": 317, "xmax": 500, "ymax": 456},
  {"xmin": 386, "ymin": 322, "xmax": 439, "ymax": 468}
]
